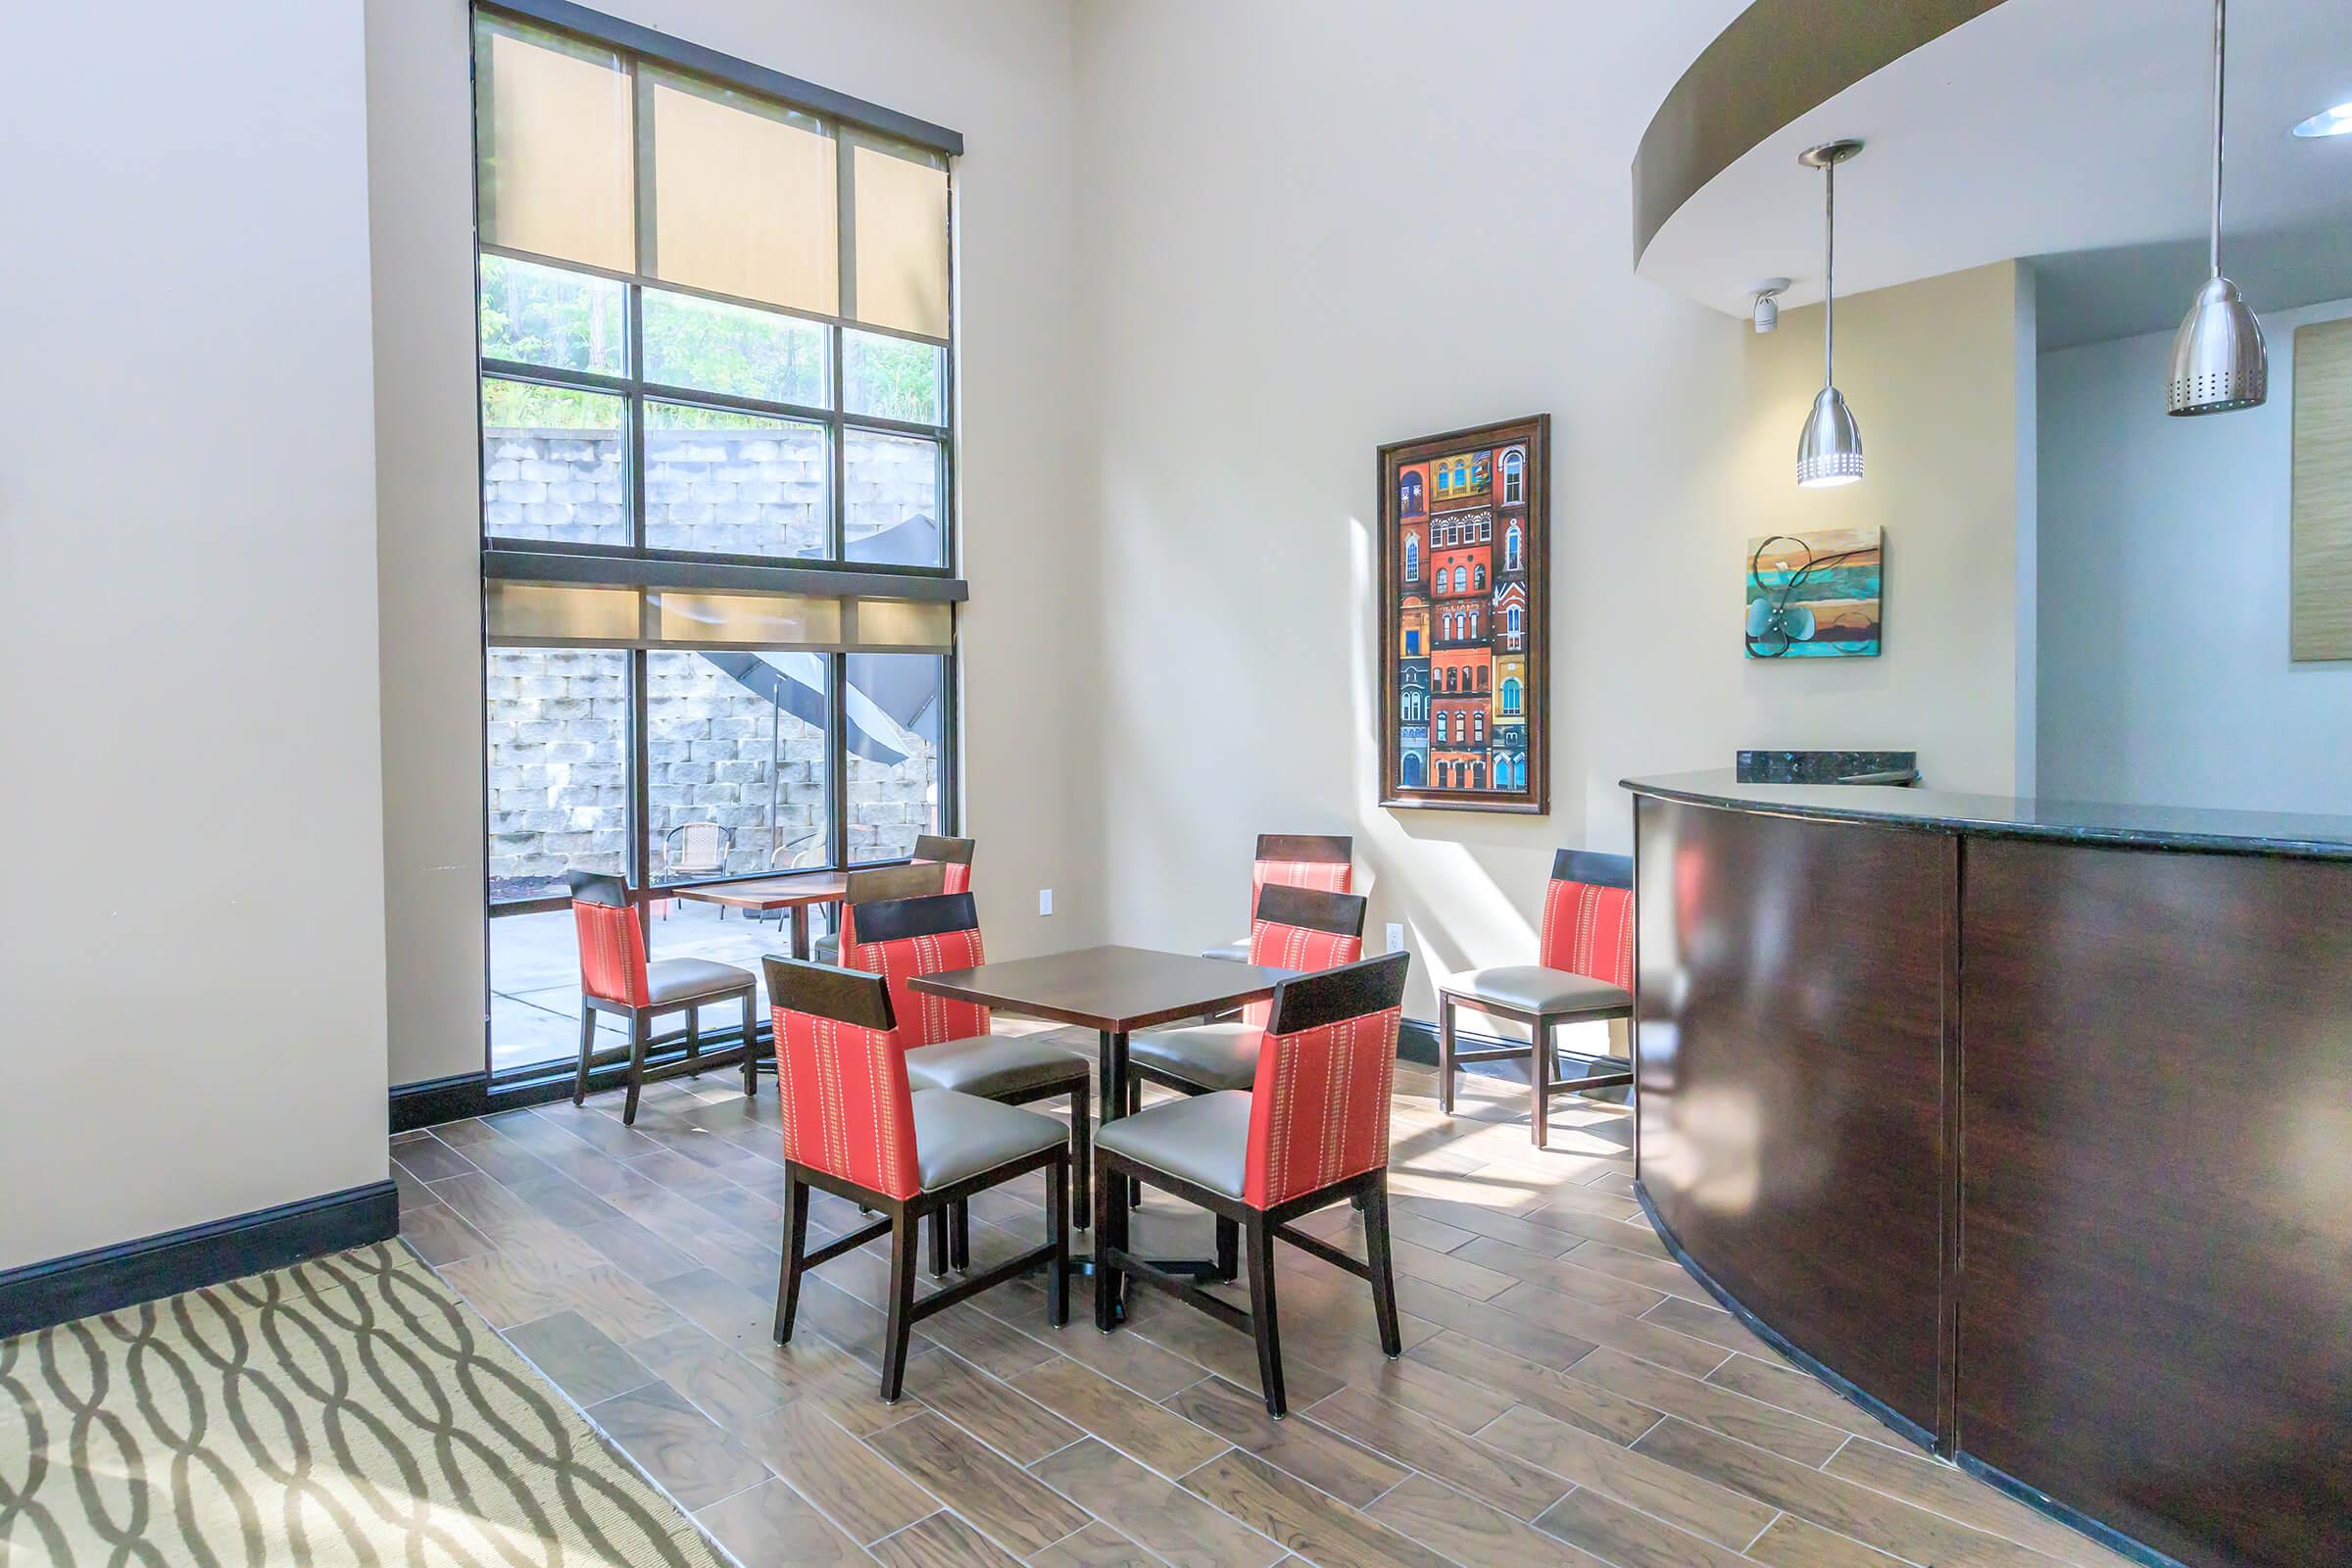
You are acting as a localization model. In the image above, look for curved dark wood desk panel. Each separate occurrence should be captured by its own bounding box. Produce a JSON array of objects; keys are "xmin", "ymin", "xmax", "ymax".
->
[
  {"xmin": 1632, "ymin": 795, "xmax": 1946, "ymax": 1434},
  {"xmin": 1961, "ymin": 839, "xmax": 2352, "ymax": 1568},
  {"xmin": 1627, "ymin": 772, "xmax": 2352, "ymax": 1568}
]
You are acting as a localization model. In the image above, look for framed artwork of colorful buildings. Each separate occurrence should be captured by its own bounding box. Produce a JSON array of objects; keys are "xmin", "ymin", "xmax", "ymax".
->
[{"xmin": 1376, "ymin": 415, "xmax": 1549, "ymax": 814}]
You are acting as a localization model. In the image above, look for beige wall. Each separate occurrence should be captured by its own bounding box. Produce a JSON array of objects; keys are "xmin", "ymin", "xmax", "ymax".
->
[
  {"xmin": 2038, "ymin": 294, "xmax": 2352, "ymax": 812},
  {"xmin": 1074, "ymin": 0, "xmax": 2032, "ymax": 1027},
  {"xmin": 368, "ymin": 0, "xmax": 1100, "ymax": 1086},
  {"xmin": 0, "ymin": 2, "xmax": 389, "ymax": 1268}
]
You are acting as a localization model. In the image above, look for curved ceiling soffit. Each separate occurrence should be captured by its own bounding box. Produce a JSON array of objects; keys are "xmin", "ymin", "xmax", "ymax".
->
[{"xmin": 1633, "ymin": 0, "xmax": 2010, "ymax": 268}]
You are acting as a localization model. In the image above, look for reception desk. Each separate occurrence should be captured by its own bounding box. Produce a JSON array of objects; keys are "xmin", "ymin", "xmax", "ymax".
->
[{"xmin": 1626, "ymin": 772, "xmax": 2352, "ymax": 1568}]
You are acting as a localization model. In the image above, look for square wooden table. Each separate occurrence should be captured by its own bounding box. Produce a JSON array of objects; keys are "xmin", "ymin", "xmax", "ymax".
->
[
  {"xmin": 910, "ymin": 945, "xmax": 1291, "ymax": 1294},
  {"xmin": 672, "ymin": 871, "xmax": 848, "ymax": 960}
]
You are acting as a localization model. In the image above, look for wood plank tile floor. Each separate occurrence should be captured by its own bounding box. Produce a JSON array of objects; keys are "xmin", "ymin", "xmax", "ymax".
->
[{"xmin": 393, "ymin": 1035, "xmax": 2135, "ymax": 1568}]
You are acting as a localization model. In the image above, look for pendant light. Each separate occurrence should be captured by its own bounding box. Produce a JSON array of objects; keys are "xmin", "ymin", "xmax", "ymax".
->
[
  {"xmin": 2167, "ymin": 0, "xmax": 2266, "ymax": 415},
  {"xmin": 1795, "ymin": 140, "xmax": 1864, "ymax": 487}
]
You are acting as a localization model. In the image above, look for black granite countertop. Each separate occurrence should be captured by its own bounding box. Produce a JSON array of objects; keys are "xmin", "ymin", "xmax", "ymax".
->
[{"xmin": 1622, "ymin": 769, "xmax": 2352, "ymax": 860}]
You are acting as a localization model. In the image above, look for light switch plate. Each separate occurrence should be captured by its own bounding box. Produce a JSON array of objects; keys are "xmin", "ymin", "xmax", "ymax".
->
[{"xmin": 1039, "ymin": 888, "xmax": 1054, "ymax": 916}]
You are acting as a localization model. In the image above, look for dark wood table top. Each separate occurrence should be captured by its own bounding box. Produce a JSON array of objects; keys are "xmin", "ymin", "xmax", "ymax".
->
[
  {"xmin": 672, "ymin": 871, "xmax": 849, "ymax": 909},
  {"xmin": 909, "ymin": 944, "xmax": 1293, "ymax": 1033}
]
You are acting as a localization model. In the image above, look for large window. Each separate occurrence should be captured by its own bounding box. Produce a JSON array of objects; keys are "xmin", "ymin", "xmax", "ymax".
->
[{"xmin": 472, "ymin": 4, "xmax": 962, "ymax": 1079}]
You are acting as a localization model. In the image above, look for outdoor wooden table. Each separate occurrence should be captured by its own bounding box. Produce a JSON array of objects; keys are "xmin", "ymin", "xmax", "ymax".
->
[
  {"xmin": 909, "ymin": 944, "xmax": 1293, "ymax": 1297},
  {"xmin": 671, "ymin": 871, "xmax": 848, "ymax": 961}
]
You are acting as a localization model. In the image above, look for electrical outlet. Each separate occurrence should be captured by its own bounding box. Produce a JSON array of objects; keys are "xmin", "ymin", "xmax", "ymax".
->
[
  {"xmin": 1038, "ymin": 888, "xmax": 1054, "ymax": 916},
  {"xmin": 1386, "ymin": 922, "xmax": 1406, "ymax": 954}
]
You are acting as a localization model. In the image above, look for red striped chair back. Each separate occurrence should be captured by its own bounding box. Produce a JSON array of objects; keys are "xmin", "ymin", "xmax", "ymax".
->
[
  {"xmin": 835, "ymin": 860, "xmax": 949, "ymax": 952},
  {"xmin": 762, "ymin": 957, "xmax": 920, "ymax": 1200},
  {"xmin": 1244, "ymin": 952, "xmax": 1410, "ymax": 1208},
  {"xmin": 1249, "ymin": 833, "xmax": 1353, "ymax": 920},
  {"xmin": 844, "ymin": 891, "xmax": 991, "ymax": 1050},
  {"xmin": 1243, "ymin": 883, "xmax": 1367, "ymax": 1030},
  {"xmin": 913, "ymin": 834, "xmax": 975, "ymax": 895},
  {"xmin": 566, "ymin": 871, "xmax": 649, "ymax": 1007},
  {"xmin": 1537, "ymin": 850, "xmax": 1635, "ymax": 990}
]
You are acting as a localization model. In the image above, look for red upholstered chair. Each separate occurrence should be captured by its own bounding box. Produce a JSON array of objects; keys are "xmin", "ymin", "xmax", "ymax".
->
[
  {"xmin": 1135, "ymin": 884, "xmax": 1369, "ymax": 1096},
  {"xmin": 1138, "ymin": 883, "xmax": 1367, "ymax": 1274},
  {"xmin": 565, "ymin": 871, "xmax": 758, "ymax": 1125},
  {"xmin": 1095, "ymin": 952, "xmax": 1410, "ymax": 1417},
  {"xmin": 912, "ymin": 833, "xmax": 974, "ymax": 894},
  {"xmin": 813, "ymin": 859, "xmax": 947, "ymax": 966},
  {"xmin": 1202, "ymin": 833, "xmax": 1354, "ymax": 961},
  {"xmin": 841, "ymin": 889, "xmax": 1092, "ymax": 1272},
  {"xmin": 1435, "ymin": 850, "xmax": 1635, "ymax": 1147},
  {"xmin": 764, "ymin": 956, "xmax": 1070, "ymax": 1402}
]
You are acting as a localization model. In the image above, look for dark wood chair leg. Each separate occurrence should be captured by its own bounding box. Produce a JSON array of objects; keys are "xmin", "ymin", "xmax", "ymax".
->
[
  {"xmin": 1362, "ymin": 1175, "xmax": 1402, "ymax": 1358},
  {"xmin": 1126, "ymin": 1076, "xmax": 1144, "ymax": 1206},
  {"xmin": 571, "ymin": 1004, "xmax": 594, "ymax": 1105},
  {"xmin": 1244, "ymin": 1211, "xmax": 1286, "ymax": 1418},
  {"xmin": 1437, "ymin": 993, "xmax": 1457, "ymax": 1113},
  {"xmin": 774, "ymin": 1167, "xmax": 810, "ymax": 1344},
  {"xmin": 882, "ymin": 1209, "xmax": 918, "ymax": 1402},
  {"xmin": 951, "ymin": 1200, "xmax": 970, "ymax": 1270},
  {"xmin": 1530, "ymin": 1015, "xmax": 1551, "ymax": 1149},
  {"xmin": 1068, "ymin": 1085, "xmax": 1091, "ymax": 1232},
  {"xmin": 1047, "ymin": 1152, "xmax": 1070, "ymax": 1327},
  {"xmin": 929, "ymin": 1208, "xmax": 950, "ymax": 1277},
  {"xmin": 1094, "ymin": 1160, "xmax": 1125, "ymax": 1332},
  {"xmin": 740, "ymin": 992, "xmax": 759, "ymax": 1097},
  {"xmin": 1213, "ymin": 1216, "xmax": 1239, "ymax": 1282},
  {"xmin": 621, "ymin": 1018, "xmax": 650, "ymax": 1125},
  {"xmin": 685, "ymin": 1004, "xmax": 701, "ymax": 1071}
]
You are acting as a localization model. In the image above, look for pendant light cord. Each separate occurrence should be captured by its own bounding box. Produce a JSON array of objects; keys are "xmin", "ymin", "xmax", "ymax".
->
[
  {"xmin": 1823, "ymin": 159, "xmax": 1837, "ymax": 390},
  {"xmin": 2208, "ymin": 0, "xmax": 2225, "ymax": 279}
]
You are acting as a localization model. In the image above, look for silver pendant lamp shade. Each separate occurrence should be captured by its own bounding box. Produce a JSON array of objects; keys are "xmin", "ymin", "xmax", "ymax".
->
[
  {"xmin": 2168, "ymin": 0, "xmax": 2266, "ymax": 415},
  {"xmin": 1796, "ymin": 140, "xmax": 1864, "ymax": 487}
]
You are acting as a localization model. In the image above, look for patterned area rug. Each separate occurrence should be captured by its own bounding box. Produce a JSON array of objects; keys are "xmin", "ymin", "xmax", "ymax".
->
[{"xmin": 0, "ymin": 1243, "xmax": 731, "ymax": 1566}]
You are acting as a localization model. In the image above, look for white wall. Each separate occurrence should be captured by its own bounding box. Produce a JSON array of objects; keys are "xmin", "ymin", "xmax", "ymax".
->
[
  {"xmin": 2038, "ymin": 295, "xmax": 2352, "ymax": 813},
  {"xmin": 368, "ymin": 0, "xmax": 1099, "ymax": 1086},
  {"xmin": 1074, "ymin": 0, "xmax": 2034, "ymax": 1023},
  {"xmin": 0, "ymin": 3, "xmax": 389, "ymax": 1268}
]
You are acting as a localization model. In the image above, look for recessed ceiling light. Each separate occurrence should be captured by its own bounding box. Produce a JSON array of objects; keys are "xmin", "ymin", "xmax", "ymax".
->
[{"xmin": 2293, "ymin": 101, "xmax": 2352, "ymax": 138}]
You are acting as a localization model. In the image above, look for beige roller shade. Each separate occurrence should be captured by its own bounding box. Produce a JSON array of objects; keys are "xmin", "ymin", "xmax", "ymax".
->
[
  {"xmin": 850, "ymin": 136, "xmax": 950, "ymax": 339},
  {"xmin": 2294, "ymin": 319, "xmax": 2352, "ymax": 662},
  {"xmin": 475, "ymin": 19, "xmax": 634, "ymax": 272},
  {"xmin": 648, "ymin": 74, "xmax": 837, "ymax": 315}
]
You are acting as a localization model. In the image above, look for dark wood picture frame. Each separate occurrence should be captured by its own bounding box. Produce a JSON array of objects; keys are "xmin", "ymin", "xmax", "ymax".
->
[{"xmin": 1376, "ymin": 415, "xmax": 1549, "ymax": 814}]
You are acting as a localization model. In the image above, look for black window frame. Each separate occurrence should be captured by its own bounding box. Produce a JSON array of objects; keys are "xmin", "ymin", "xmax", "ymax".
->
[{"xmin": 469, "ymin": 0, "xmax": 965, "ymax": 1086}]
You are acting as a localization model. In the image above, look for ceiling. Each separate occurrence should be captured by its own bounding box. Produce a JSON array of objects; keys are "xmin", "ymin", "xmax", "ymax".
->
[{"xmin": 1636, "ymin": 0, "xmax": 2352, "ymax": 344}]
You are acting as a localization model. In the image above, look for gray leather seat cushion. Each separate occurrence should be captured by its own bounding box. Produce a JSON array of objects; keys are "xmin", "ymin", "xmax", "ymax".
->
[
  {"xmin": 645, "ymin": 957, "xmax": 756, "ymax": 1004},
  {"xmin": 813, "ymin": 933, "xmax": 840, "ymax": 963},
  {"xmin": 1128, "ymin": 1020, "xmax": 1261, "ymax": 1092},
  {"xmin": 910, "ymin": 1090, "xmax": 1068, "ymax": 1191},
  {"xmin": 1200, "ymin": 938, "xmax": 1250, "ymax": 963},
  {"xmin": 1094, "ymin": 1091, "xmax": 1251, "ymax": 1200},
  {"xmin": 1446, "ymin": 965, "xmax": 1632, "ymax": 1016},
  {"xmin": 906, "ymin": 1033, "xmax": 1086, "ymax": 1098}
]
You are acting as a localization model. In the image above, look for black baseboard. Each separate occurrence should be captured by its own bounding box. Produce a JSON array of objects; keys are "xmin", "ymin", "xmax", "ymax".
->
[
  {"xmin": 1634, "ymin": 1179, "xmax": 1936, "ymax": 1451},
  {"xmin": 1396, "ymin": 1016, "xmax": 1620, "ymax": 1086},
  {"xmin": 391, "ymin": 1023, "xmax": 762, "ymax": 1132},
  {"xmin": 394, "ymin": 1020, "xmax": 1570, "ymax": 1131},
  {"xmin": 389, "ymin": 1071, "xmax": 492, "ymax": 1132},
  {"xmin": 1401, "ymin": 1014, "xmax": 1536, "ymax": 1066},
  {"xmin": 1954, "ymin": 1454, "xmax": 2185, "ymax": 1568},
  {"xmin": 1634, "ymin": 1180, "xmax": 2180, "ymax": 1568},
  {"xmin": 0, "ymin": 1181, "xmax": 400, "ymax": 1342}
]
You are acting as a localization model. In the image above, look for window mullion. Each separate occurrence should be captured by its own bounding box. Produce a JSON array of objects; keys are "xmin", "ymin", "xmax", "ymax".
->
[
  {"xmin": 625, "ymin": 284, "xmax": 646, "ymax": 550},
  {"xmin": 830, "ymin": 326, "xmax": 848, "ymax": 563},
  {"xmin": 828, "ymin": 651, "xmax": 850, "ymax": 871}
]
